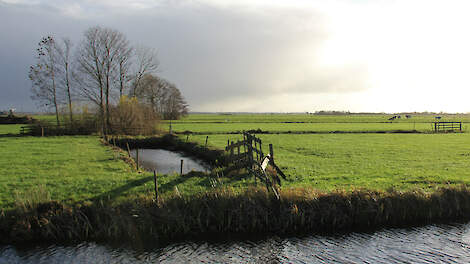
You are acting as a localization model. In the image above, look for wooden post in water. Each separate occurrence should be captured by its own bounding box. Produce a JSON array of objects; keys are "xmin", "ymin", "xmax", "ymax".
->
[
  {"xmin": 153, "ymin": 170, "xmax": 158, "ymax": 202},
  {"xmin": 180, "ymin": 159, "xmax": 184, "ymax": 175},
  {"xmin": 136, "ymin": 148, "xmax": 139, "ymax": 171}
]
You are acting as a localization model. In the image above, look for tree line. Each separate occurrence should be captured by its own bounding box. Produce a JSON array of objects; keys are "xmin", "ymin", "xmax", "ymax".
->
[{"xmin": 29, "ymin": 26, "xmax": 188, "ymax": 135}]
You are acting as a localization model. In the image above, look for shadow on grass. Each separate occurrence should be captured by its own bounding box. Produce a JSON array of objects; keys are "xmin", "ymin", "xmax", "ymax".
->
[
  {"xmin": 90, "ymin": 176, "xmax": 154, "ymax": 202},
  {"xmin": 89, "ymin": 173, "xmax": 201, "ymax": 202}
]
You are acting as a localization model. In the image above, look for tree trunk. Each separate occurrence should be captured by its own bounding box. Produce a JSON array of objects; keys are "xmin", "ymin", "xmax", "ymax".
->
[
  {"xmin": 51, "ymin": 58, "xmax": 60, "ymax": 127},
  {"xmin": 65, "ymin": 61, "xmax": 73, "ymax": 125}
]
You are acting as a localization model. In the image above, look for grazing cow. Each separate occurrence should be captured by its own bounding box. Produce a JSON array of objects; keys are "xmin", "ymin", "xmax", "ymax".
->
[
  {"xmin": 388, "ymin": 116, "xmax": 396, "ymax": 121},
  {"xmin": 435, "ymin": 116, "xmax": 442, "ymax": 120},
  {"xmin": 405, "ymin": 115, "xmax": 411, "ymax": 118}
]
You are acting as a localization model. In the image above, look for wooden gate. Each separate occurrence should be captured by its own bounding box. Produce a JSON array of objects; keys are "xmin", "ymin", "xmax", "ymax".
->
[
  {"xmin": 225, "ymin": 132, "xmax": 286, "ymax": 199},
  {"xmin": 433, "ymin": 122, "xmax": 462, "ymax": 132}
]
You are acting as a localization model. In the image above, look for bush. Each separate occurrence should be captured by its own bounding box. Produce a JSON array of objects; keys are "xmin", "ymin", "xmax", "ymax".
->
[{"xmin": 108, "ymin": 96, "xmax": 160, "ymax": 135}]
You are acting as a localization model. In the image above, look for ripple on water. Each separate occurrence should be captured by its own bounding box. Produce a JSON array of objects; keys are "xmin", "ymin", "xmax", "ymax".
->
[{"xmin": 3, "ymin": 223, "xmax": 470, "ymax": 263}]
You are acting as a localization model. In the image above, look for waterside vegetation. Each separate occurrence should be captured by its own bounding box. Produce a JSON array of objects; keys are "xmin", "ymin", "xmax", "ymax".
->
[{"xmin": 2, "ymin": 112, "xmax": 470, "ymax": 245}]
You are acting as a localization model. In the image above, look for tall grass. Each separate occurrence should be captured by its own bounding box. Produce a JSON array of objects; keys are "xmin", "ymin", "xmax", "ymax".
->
[{"xmin": 3, "ymin": 186, "xmax": 470, "ymax": 245}]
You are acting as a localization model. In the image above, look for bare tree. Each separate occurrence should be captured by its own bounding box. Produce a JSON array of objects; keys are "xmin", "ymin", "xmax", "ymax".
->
[
  {"xmin": 117, "ymin": 42, "xmax": 133, "ymax": 98},
  {"xmin": 76, "ymin": 27, "xmax": 106, "ymax": 134},
  {"xmin": 76, "ymin": 26, "xmax": 133, "ymax": 135},
  {"xmin": 130, "ymin": 46, "xmax": 159, "ymax": 97},
  {"xmin": 29, "ymin": 36, "xmax": 61, "ymax": 126},
  {"xmin": 54, "ymin": 38, "xmax": 74, "ymax": 124},
  {"xmin": 133, "ymin": 74, "xmax": 188, "ymax": 119}
]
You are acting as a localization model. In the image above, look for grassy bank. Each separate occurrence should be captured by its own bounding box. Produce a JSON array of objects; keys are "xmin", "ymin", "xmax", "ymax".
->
[{"xmin": 3, "ymin": 186, "xmax": 470, "ymax": 245}]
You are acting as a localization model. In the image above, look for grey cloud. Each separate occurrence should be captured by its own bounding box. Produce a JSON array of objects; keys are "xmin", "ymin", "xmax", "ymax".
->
[{"xmin": 0, "ymin": 0, "xmax": 369, "ymax": 112}]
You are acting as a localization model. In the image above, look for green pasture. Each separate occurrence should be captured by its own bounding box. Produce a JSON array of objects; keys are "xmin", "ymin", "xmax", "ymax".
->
[
  {"xmin": 164, "ymin": 122, "xmax": 446, "ymax": 134},
  {"xmin": 0, "ymin": 124, "xmax": 23, "ymax": 135},
  {"xmin": 172, "ymin": 113, "xmax": 470, "ymax": 123},
  {"xmin": 3, "ymin": 113, "xmax": 470, "ymax": 209},
  {"xmin": 186, "ymin": 133, "xmax": 470, "ymax": 191},
  {"xmin": 0, "ymin": 133, "xmax": 220, "ymax": 210}
]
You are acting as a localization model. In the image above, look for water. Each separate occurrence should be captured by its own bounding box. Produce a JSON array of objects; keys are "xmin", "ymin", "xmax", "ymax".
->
[
  {"xmin": 2, "ymin": 222, "xmax": 470, "ymax": 263},
  {"xmin": 129, "ymin": 149, "xmax": 209, "ymax": 174}
]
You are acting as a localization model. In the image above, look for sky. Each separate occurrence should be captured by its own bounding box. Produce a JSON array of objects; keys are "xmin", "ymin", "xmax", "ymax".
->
[{"xmin": 1, "ymin": 0, "xmax": 470, "ymax": 113}]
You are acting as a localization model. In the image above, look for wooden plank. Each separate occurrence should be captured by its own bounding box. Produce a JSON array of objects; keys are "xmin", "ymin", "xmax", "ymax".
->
[{"xmin": 272, "ymin": 163, "xmax": 287, "ymax": 180}]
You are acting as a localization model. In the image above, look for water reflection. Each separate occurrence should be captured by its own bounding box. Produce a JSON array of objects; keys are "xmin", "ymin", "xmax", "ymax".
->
[
  {"xmin": 130, "ymin": 149, "xmax": 209, "ymax": 174},
  {"xmin": 3, "ymin": 222, "xmax": 470, "ymax": 263}
]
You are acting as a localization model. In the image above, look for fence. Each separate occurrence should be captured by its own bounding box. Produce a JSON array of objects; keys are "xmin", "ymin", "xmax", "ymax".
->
[
  {"xmin": 433, "ymin": 122, "xmax": 462, "ymax": 132},
  {"xmin": 225, "ymin": 132, "xmax": 286, "ymax": 199}
]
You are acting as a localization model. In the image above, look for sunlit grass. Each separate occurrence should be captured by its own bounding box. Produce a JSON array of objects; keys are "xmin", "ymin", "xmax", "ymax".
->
[
  {"xmin": 0, "ymin": 136, "xmax": 222, "ymax": 209},
  {"xmin": 187, "ymin": 133, "xmax": 470, "ymax": 192}
]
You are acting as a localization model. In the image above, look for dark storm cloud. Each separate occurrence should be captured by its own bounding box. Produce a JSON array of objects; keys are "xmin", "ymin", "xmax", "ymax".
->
[{"xmin": 0, "ymin": 0, "xmax": 369, "ymax": 111}]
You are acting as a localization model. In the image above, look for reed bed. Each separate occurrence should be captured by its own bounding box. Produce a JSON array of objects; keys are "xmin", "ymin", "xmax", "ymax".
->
[{"xmin": 2, "ymin": 186, "xmax": 470, "ymax": 245}]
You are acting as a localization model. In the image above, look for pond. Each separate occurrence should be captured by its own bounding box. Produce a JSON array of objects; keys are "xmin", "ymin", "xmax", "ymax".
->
[
  {"xmin": 2, "ymin": 222, "xmax": 470, "ymax": 263},
  {"xmin": 130, "ymin": 149, "xmax": 210, "ymax": 174}
]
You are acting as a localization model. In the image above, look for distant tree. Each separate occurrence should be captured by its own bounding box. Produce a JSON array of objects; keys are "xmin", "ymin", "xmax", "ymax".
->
[
  {"xmin": 29, "ymin": 36, "xmax": 61, "ymax": 126},
  {"xmin": 133, "ymin": 74, "xmax": 188, "ymax": 119},
  {"xmin": 162, "ymin": 83, "xmax": 189, "ymax": 120}
]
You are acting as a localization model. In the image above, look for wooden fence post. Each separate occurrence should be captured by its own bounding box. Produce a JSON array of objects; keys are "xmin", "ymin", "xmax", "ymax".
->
[
  {"xmin": 205, "ymin": 136, "xmax": 209, "ymax": 148},
  {"xmin": 41, "ymin": 126, "xmax": 44, "ymax": 137},
  {"xmin": 230, "ymin": 141, "xmax": 234, "ymax": 160},
  {"xmin": 154, "ymin": 170, "xmax": 158, "ymax": 202},
  {"xmin": 269, "ymin": 144, "xmax": 274, "ymax": 164},
  {"xmin": 259, "ymin": 140, "xmax": 263, "ymax": 160},
  {"xmin": 136, "ymin": 148, "xmax": 139, "ymax": 171},
  {"xmin": 126, "ymin": 142, "xmax": 131, "ymax": 157},
  {"xmin": 180, "ymin": 159, "xmax": 184, "ymax": 175}
]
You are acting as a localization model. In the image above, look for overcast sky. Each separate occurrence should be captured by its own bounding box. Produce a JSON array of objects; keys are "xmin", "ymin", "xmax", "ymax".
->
[{"xmin": 2, "ymin": 0, "xmax": 470, "ymax": 113}]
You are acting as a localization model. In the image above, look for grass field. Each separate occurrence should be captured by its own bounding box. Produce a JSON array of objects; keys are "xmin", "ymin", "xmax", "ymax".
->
[
  {"xmin": 0, "ymin": 132, "xmax": 223, "ymax": 209},
  {"xmin": 3, "ymin": 113, "xmax": 470, "ymax": 209},
  {"xmin": 162, "ymin": 113, "xmax": 470, "ymax": 133},
  {"xmin": 187, "ymin": 133, "xmax": 470, "ymax": 191},
  {"xmin": 165, "ymin": 122, "xmax": 443, "ymax": 133},
  {"xmin": 0, "ymin": 124, "xmax": 23, "ymax": 135},
  {"xmin": 170, "ymin": 113, "xmax": 470, "ymax": 123}
]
